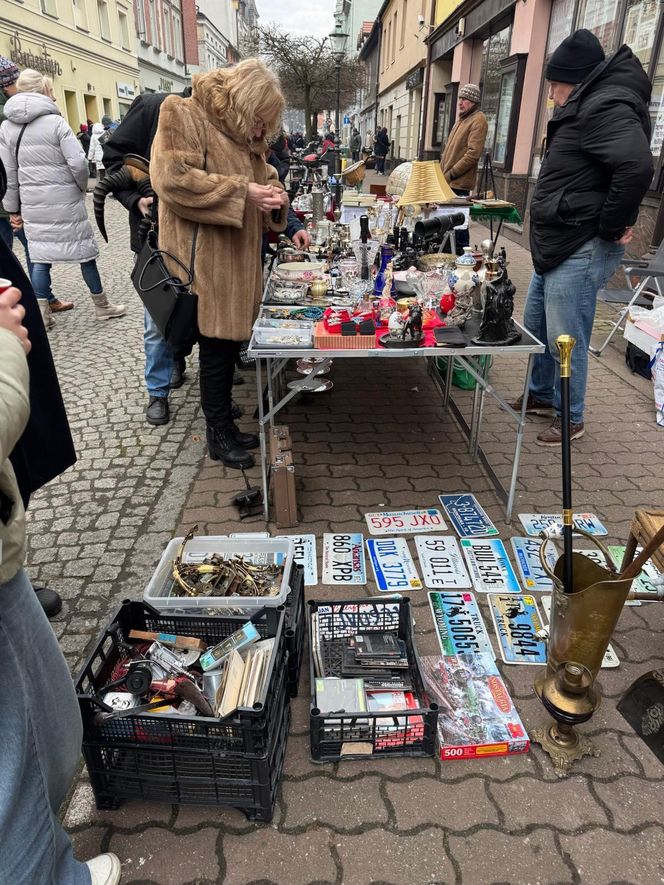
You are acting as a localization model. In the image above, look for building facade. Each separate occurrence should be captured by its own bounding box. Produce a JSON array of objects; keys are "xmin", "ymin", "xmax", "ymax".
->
[
  {"xmin": 358, "ymin": 20, "xmax": 381, "ymax": 148},
  {"xmin": 1, "ymin": 0, "xmax": 140, "ymax": 127},
  {"xmin": 133, "ymin": 0, "xmax": 198, "ymax": 94},
  {"xmin": 424, "ymin": 0, "xmax": 664, "ymax": 255}
]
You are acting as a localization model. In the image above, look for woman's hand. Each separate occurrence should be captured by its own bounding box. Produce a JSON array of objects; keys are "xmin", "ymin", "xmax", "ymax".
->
[
  {"xmin": 9, "ymin": 214, "xmax": 23, "ymax": 231},
  {"xmin": 247, "ymin": 183, "xmax": 286, "ymax": 213},
  {"xmin": 0, "ymin": 287, "xmax": 31, "ymax": 354}
]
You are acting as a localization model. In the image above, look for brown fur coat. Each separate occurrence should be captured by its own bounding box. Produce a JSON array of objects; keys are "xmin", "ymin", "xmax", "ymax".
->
[
  {"xmin": 440, "ymin": 107, "xmax": 488, "ymax": 192},
  {"xmin": 151, "ymin": 71, "xmax": 288, "ymax": 341}
]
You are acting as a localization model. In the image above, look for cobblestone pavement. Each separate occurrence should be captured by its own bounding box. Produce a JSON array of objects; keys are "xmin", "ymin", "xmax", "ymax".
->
[{"xmin": 20, "ymin": 193, "xmax": 664, "ymax": 884}]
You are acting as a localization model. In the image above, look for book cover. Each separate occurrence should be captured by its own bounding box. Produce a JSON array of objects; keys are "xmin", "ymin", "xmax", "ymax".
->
[
  {"xmin": 315, "ymin": 677, "xmax": 367, "ymax": 714},
  {"xmin": 420, "ymin": 653, "xmax": 529, "ymax": 760},
  {"xmin": 366, "ymin": 689, "xmax": 425, "ymax": 749}
]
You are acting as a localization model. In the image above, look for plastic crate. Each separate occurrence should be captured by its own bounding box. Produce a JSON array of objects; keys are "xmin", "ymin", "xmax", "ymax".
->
[
  {"xmin": 86, "ymin": 698, "xmax": 290, "ymax": 820},
  {"xmin": 76, "ymin": 601, "xmax": 288, "ymax": 758},
  {"xmin": 143, "ymin": 536, "xmax": 294, "ymax": 610},
  {"xmin": 284, "ymin": 563, "xmax": 305, "ymax": 698},
  {"xmin": 307, "ymin": 598, "xmax": 439, "ymax": 762}
]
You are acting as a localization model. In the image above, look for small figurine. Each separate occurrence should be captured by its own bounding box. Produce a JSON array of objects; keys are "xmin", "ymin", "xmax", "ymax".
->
[
  {"xmin": 402, "ymin": 304, "xmax": 423, "ymax": 342},
  {"xmin": 445, "ymin": 277, "xmax": 476, "ymax": 327},
  {"xmin": 388, "ymin": 308, "xmax": 405, "ymax": 336},
  {"xmin": 472, "ymin": 266, "xmax": 522, "ymax": 346}
]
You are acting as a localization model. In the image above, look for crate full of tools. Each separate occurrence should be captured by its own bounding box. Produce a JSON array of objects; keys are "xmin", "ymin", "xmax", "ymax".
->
[
  {"xmin": 75, "ymin": 601, "xmax": 289, "ymax": 820},
  {"xmin": 308, "ymin": 598, "xmax": 439, "ymax": 762}
]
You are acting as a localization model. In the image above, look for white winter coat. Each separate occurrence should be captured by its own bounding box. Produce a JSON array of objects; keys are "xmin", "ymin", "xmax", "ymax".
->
[
  {"xmin": 87, "ymin": 122, "xmax": 105, "ymax": 169},
  {"xmin": 0, "ymin": 92, "xmax": 99, "ymax": 263}
]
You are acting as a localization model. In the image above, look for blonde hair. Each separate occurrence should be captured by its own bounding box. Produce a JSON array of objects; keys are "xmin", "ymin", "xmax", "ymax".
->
[
  {"xmin": 195, "ymin": 58, "xmax": 285, "ymax": 143},
  {"xmin": 16, "ymin": 68, "xmax": 55, "ymax": 99}
]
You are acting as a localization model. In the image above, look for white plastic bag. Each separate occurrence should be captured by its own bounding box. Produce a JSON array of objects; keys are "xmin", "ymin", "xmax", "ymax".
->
[{"xmin": 649, "ymin": 342, "xmax": 664, "ymax": 426}]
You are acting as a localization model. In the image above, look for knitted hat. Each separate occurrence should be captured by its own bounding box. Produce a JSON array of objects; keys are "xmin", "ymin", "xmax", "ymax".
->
[
  {"xmin": 459, "ymin": 83, "xmax": 481, "ymax": 104},
  {"xmin": 546, "ymin": 29, "xmax": 605, "ymax": 84},
  {"xmin": 0, "ymin": 56, "xmax": 19, "ymax": 89},
  {"xmin": 101, "ymin": 115, "xmax": 113, "ymax": 127}
]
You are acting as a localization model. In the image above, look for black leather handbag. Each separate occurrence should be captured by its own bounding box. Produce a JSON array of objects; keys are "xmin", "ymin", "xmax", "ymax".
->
[{"xmin": 131, "ymin": 222, "xmax": 199, "ymax": 349}]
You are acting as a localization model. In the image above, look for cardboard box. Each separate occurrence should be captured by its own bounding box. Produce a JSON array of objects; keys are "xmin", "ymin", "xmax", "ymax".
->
[{"xmin": 314, "ymin": 322, "xmax": 376, "ymax": 350}]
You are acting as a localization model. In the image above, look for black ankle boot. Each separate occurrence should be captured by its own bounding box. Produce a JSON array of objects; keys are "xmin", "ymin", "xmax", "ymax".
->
[
  {"xmin": 230, "ymin": 422, "xmax": 259, "ymax": 449},
  {"xmin": 206, "ymin": 424, "xmax": 255, "ymax": 469}
]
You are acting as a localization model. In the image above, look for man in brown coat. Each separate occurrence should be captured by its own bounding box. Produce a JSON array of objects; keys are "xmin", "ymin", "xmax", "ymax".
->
[{"xmin": 440, "ymin": 83, "xmax": 488, "ymax": 249}]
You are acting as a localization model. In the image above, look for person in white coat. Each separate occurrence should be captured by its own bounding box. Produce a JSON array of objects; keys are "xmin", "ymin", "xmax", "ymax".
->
[
  {"xmin": 87, "ymin": 121, "xmax": 106, "ymax": 180},
  {"xmin": 0, "ymin": 69, "xmax": 125, "ymax": 328}
]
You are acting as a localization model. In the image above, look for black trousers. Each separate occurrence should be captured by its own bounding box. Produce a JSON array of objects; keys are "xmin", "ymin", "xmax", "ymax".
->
[{"xmin": 198, "ymin": 334, "xmax": 242, "ymax": 426}]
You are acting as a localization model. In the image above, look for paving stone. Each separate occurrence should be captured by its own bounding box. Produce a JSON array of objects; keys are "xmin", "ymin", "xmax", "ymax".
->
[
  {"xmin": 593, "ymin": 776, "xmax": 664, "ymax": 829},
  {"xmin": 110, "ymin": 826, "xmax": 219, "ymax": 883},
  {"xmin": 222, "ymin": 828, "xmax": 337, "ymax": 885},
  {"xmin": 490, "ymin": 775, "xmax": 608, "ymax": 830},
  {"xmin": 335, "ymin": 828, "xmax": 455, "ymax": 885},
  {"xmin": 387, "ymin": 775, "xmax": 499, "ymax": 831},
  {"xmin": 448, "ymin": 828, "xmax": 573, "ymax": 884},
  {"xmin": 280, "ymin": 776, "xmax": 389, "ymax": 830},
  {"xmin": 560, "ymin": 825, "xmax": 664, "ymax": 885}
]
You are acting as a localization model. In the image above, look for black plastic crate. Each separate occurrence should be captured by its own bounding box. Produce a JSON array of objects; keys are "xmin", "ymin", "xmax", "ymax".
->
[
  {"xmin": 308, "ymin": 598, "xmax": 439, "ymax": 762},
  {"xmin": 76, "ymin": 601, "xmax": 288, "ymax": 757},
  {"xmin": 86, "ymin": 698, "xmax": 290, "ymax": 821},
  {"xmin": 283, "ymin": 563, "xmax": 305, "ymax": 698}
]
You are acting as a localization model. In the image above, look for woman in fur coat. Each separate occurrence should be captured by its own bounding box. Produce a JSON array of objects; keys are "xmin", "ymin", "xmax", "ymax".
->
[{"xmin": 151, "ymin": 59, "xmax": 288, "ymax": 469}]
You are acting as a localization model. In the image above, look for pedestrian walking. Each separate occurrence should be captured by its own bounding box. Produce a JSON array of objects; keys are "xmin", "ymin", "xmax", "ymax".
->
[
  {"xmin": 350, "ymin": 127, "xmax": 362, "ymax": 162},
  {"xmin": 88, "ymin": 121, "xmax": 106, "ymax": 180},
  {"xmin": 0, "ymin": 280, "xmax": 121, "ymax": 885},
  {"xmin": 515, "ymin": 29, "xmax": 653, "ymax": 445},
  {"xmin": 151, "ymin": 58, "xmax": 289, "ymax": 469},
  {"xmin": 373, "ymin": 127, "xmax": 390, "ymax": 174},
  {"xmin": 440, "ymin": 83, "xmax": 488, "ymax": 249},
  {"xmin": 76, "ymin": 121, "xmax": 90, "ymax": 154},
  {"xmin": 0, "ymin": 69, "xmax": 125, "ymax": 328}
]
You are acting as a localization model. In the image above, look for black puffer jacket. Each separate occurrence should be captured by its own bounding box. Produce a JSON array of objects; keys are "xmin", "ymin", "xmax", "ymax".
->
[{"xmin": 530, "ymin": 45, "xmax": 653, "ymax": 275}]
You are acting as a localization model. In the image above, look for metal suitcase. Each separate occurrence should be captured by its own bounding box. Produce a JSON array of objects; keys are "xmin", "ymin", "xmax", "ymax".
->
[{"xmin": 271, "ymin": 450, "xmax": 298, "ymax": 528}]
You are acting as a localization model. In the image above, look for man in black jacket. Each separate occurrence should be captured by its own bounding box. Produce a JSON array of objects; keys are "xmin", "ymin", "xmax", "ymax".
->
[
  {"xmin": 103, "ymin": 90, "xmax": 189, "ymax": 427},
  {"xmin": 517, "ymin": 30, "xmax": 653, "ymax": 445}
]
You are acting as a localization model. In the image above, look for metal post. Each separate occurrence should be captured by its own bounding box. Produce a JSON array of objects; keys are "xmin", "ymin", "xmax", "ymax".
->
[
  {"xmin": 556, "ymin": 334, "xmax": 576, "ymax": 594},
  {"xmin": 335, "ymin": 61, "xmax": 341, "ymax": 137}
]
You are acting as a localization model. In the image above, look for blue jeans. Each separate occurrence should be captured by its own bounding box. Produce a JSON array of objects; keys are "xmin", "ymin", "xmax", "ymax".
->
[
  {"xmin": 144, "ymin": 307, "xmax": 173, "ymax": 398},
  {"xmin": 0, "ymin": 218, "xmax": 34, "ymax": 279},
  {"xmin": 0, "ymin": 569, "xmax": 90, "ymax": 885},
  {"xmin": 32, "ymin": 259, "xmax": 103, "ymax": 303},
  {"xmin": 523, "ymin": 237, "xmax": 624, "ymax": 424}
]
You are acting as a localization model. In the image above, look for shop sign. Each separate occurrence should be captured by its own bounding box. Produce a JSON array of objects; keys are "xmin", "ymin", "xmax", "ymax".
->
[
  {"xmin": 10, "ymin": 32, "xmax": 62, "ymax": 78},
  {"xmin": 117, "ymin": 82, "xmax": 136, "ymax": 99},
  {"xmin": 159, "ymin": 77, "xmax": 174, "ymax": 92},
  {"xmin": 406, "ymin": 67, "xmax": 424, "ymax": 91}
]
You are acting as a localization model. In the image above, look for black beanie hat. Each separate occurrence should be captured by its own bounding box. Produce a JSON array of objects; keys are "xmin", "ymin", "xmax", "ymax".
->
[{"xmin": 546, "ymin": 28, "xmax": 605, "ymax": 84}]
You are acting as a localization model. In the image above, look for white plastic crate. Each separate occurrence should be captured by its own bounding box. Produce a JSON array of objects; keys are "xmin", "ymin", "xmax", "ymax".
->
[{"xmin": 144, "ymin": 536, "xmax": 294, "ymax": 610}]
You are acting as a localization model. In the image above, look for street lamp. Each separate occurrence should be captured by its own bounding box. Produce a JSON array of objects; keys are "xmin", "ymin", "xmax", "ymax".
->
[{"xmin": 328, "ymin": 19, "xmax": 348, "ymax": 141}]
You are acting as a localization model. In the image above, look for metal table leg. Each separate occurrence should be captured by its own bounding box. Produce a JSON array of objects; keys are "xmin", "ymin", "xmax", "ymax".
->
[
  {"xmin": 443, "ymin": 355, "xmax": 454, "ymax": 408},
  {"xmin": 471, "ymin": 356, "xmax": 491, "ymax": 459},
  {"xmin": 468, "ymin": 357, "xmax": 483, "ymax": 453},
  {"xmin": 505, "ymin": 353, "xmax": 535, "ymax": 522},
  {"xmin": 256, "ymin": 358, "xmax": 270, "ymax": 520}
]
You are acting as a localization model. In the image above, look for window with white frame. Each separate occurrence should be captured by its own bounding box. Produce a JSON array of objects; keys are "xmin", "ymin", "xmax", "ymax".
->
[
  {"xmin": 73, "ymin": 0, "xmax": 88, "ymax": 28},
  {"xmin": 118, "ymin": 8, "xmax": 130, "ymax": 48},
  {"xmin": 98, "ymin": 0, "xmax": 111, "ymax": 39}
]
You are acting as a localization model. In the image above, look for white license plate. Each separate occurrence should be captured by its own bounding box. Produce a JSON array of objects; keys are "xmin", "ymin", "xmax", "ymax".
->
[
  {"xmin": 366, "ymin": 538, "xmax": 422, "ymax": 592},
  {"xmin": 510, "ymin": 537, "xmax": 556, "ymax": 590},
  {"xmin": 428, "ymin": 590, "xmax": 495, "ymax": 658},
  {"xmin": 276, "ymin": 534, "xmax": 318, "ymax": 586},
  {"xmin": 365, "ymin": 509, "xmax": 447, "ymax": 535},
  {"xmin": 415, "ymin": 536, "xmax": 472, "ymax": 589},
  {"xmin": 322, "ymin": 533, "xmax": 366, "ymax": 585},
  {"xmin": 518, "ymin": 512, "xmax": 608, "ymax": 536},
  {"xmin": 461, "ymin": 539, "xmax": 521, "ymax": 593},
  {"xmin": 541, "ymin": 595, "xmax": 620, "ymax": 668},
  {"xmin": 608, "ymin": 544, "xmax": 661, "ymax": 599}
]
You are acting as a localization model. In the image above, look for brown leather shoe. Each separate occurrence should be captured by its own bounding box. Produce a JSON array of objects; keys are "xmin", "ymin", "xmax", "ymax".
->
[
  {"xmin": 50, "ymin": 298, "xmax": 74, "ymax": 312},
  {"xmin": 536, "ymin": 417, "xmax": 585, "ymax": 446},
  {"xmin": 508, "ymin": 393, "xmax": 555, "ymax": 416}
]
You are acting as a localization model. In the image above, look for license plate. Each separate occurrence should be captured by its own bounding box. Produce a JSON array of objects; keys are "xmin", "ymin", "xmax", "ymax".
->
[
  {"xmin": 366, "ymin": 537, "xmax": 422, "ymax": 592},
  {"xmin": 541, "ymin": 595, "xmax": 620, "ymax": 668},
  {"xmin": 439, "ymin": 494, "xmax": 499, "ymax": 537},
  {"xmin": 575, "ymin": 549, "xmax": 641, "ymax": 606},
  {"xmin": 510, "ymin": 537, "xmax": 557, "ymax": 590},
  {"xmin": 415, "ymin": 536, "xmax": 472, "ymax": 589},
  {"xmin": 461, "ymin": 539, "xmax": 521, "ymax": 593},
  {"xmin": 276, "ymin": 534, "xmax": 318, "ymax": 586},
  {"xmin": 518, "ymin": 512, "xmax": 608, "ymax": 536},
  {"xmin": 365, "ymin": 509, "xmax": 447, "ymax": 535},
  {"xmin": 488, "ymin": 594, "xmax": 546, "ymax": 665},
  {"xmin": 428, "ymin": 591, "xmax": 495, "ymax": 658},
  {"xmin": 322, "ymin": 533, "xmax": 366, "ymax": 585},
  {"xmin": 608, "ymin": 545, "xmax": 661, "ymax": 599}
]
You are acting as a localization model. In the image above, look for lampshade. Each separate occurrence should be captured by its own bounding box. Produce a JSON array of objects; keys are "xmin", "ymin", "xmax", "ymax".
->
[
  {"xmin": 386, "ymin": 161, "xmax": 412, "ymax": 197},
  {"xmin": 397, "ymin": 160, "xmax": 455, "ymax": 206}
]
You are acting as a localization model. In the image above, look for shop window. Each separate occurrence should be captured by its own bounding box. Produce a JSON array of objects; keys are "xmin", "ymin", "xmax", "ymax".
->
[
  {"xmin": 97, "ymin": 0, "xmax": 111, "ymax": 40},
  {"xmin": 623, "ymin": 0, "xmax": 661, "ymax": 73},
  {"xmin": 576, "ymin": 0, "xmax": 621, "ymax": 50},
  {"xmin": 479, "ymin": 24, "xmax": 512, "ymax": 158},
  {"xmin": 492, "ymin": 55, "xmax": 527, "ymax": 170},
  {"xmin": 649, "ymin": 39, "xmax": 664, "ymax": 179}
]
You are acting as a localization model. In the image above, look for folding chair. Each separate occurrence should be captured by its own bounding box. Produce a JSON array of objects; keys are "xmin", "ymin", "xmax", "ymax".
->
[{"xmin": 589, "ymin": 238, "xmax": 664, "ymax": 357}]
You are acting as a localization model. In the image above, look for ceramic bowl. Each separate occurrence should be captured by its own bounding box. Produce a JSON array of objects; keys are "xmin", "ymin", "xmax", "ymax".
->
[{"xmin": 274, "ymin": 261, "xmax": 325, "ymax": 281}]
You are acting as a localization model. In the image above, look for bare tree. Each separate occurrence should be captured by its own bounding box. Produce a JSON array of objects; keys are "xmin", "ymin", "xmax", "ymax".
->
[{"xmin": 243, "ymin": 24, "xmax": 365, "ymax": 140}]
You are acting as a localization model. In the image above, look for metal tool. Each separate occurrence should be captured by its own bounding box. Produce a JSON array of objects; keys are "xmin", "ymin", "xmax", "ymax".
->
[{"xmin": 556, "ymin": 334, "xmax": 576, "ymax": 594}]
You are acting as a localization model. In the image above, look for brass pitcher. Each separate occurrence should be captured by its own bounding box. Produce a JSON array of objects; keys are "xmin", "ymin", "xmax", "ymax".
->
[{"xmin": 532, "ymin": 528, "xmax": 633, "ymax": 776}]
